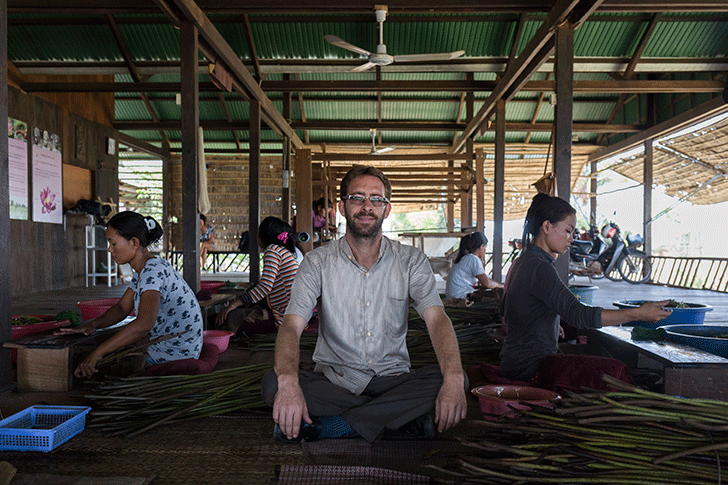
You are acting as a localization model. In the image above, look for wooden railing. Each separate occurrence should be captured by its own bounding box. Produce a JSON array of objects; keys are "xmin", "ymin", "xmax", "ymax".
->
[
  {"xmin": 650, "ymin": 256, "xmax": 728, "ymax": 293},
  {"xmin": 167, "ymin": 251, "xmax": 251, "ymax": 273}
]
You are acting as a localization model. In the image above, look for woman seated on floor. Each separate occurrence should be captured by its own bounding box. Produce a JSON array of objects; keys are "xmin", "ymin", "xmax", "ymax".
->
[
  {"xmin": 216, "ymin": 216, "xmax": 300, "ymax": 335},
  {"xmin": 445, "ymin": 231, "xmax": 502, "ymax": 300},
  {"xmin": 499, "ymin": 193, "xmax": 671, "ymax": 391},
  {"xmin": 58, "ymin": 211, "xmax": 203, "ymax": 378}
]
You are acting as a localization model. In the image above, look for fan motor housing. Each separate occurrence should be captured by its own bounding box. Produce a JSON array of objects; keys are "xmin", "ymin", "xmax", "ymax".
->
[{"xmin": 370, "ymin": 54, "xmax": 394, "ymax": 66}]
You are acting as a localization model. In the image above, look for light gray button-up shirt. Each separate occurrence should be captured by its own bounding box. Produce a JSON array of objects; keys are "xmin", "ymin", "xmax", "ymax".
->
[{"xmin": 286, "ymin": 236, "xmax": 443, "ymax": 395}]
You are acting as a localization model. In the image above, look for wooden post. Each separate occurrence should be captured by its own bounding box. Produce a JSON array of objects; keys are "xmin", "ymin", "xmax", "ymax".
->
[
  {"xmin": 294, "ymin": 148, "xmax": 313, "ymax": 253},
  {"xmin": 180, "ymin": 21, "xmax": 200, "ymax": 292},
  {"xmin": 475, "ymin": 150, "xmax": 485, "ymax": 233},
  {"xmin": 0, "ymin": 0, "xmax": 12, "ymax": 388},
  {"xmin": 493, "ymin": 100, "xmax": 506, "ymax": 283},
  {"xmin": 554, "ymin": 21, "xmax": 574, "ymax": 284},
  {"xmin": 446, "ymin": 160, "xmax": 454, "ymax": 231},
  {"xmin": 643, "ymin": 139, "xmax": 653, "ymax": 255},
  {"xmin": 249, "ymin": 99, "xmax": 261, "ymax": 283},
  {"xmin": 282, "ymin": 74, "xmax": 292, "ymax": 223},
  {"xmin": 590, "ymin": 160, "xmax": 597, "ymax": 226}
]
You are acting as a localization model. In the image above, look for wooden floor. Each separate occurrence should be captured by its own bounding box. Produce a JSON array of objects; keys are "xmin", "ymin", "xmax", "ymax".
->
[
  {"xmin": 11, "ymin": 273, "xmax": 728, "ymax": 322},
  {"xmin": 3, "ymin": 274, "xmax": 726, "ymax": 483}
]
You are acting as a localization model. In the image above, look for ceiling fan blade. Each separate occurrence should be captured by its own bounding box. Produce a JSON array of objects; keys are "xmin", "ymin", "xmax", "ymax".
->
[
  {"xmin": 350, "ymin": 62, "xmax": 377, "ymax": 72},
  {"xmin": 325, "ymin": 35, "xmax": 371, "ymax": 57},
  {"xmin": 393, "ymin": 50, "xmax": 465, "ymax": 63}
]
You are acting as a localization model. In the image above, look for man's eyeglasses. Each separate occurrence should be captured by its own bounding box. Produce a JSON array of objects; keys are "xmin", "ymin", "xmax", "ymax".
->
[{"xmin": 342, "ymin": 195, "xmax": 390, "ymax": 207}]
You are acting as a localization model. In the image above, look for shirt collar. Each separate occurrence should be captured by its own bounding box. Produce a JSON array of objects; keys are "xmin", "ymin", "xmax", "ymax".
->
[
  {"xmin": 340, "ymin": 235, "xmax": 390, "ymax": 269},
  {"xmin": 526, "ymin": 243, "xmax": 555, "ymax": 263}
]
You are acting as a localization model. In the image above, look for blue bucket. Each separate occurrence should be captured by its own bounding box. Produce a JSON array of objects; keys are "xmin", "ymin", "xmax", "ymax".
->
[
  {"xmin": 569, "ymin": 285, "xmax": 598, "ymax": 305},
  {"xmin": 613, "ymin": 300, "xmax": 712, "ymax": 329}
]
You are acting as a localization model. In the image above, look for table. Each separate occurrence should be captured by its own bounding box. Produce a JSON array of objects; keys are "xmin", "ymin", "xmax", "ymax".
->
[
  {"xmin": 4, "ymin": 319, "xmax": 131, "ymax": 392},
  {"xmin": 198, "ymin": 293, "xmax": 236, "ymax": 329},
  {"xmin": 588, "ymin": 326, "xmax": 728, "ymax": 400}
]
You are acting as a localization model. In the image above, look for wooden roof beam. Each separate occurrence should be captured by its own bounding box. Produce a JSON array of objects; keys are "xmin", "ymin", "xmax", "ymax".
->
[
  {"xmin": 451, "ymin": 0, "xmax": 605, "ymax": 154},
  {"xmin": 19, "ymin": 79, "xmax": 725, "ymax": 93},
  {"xmin": 162, "ymin": 0, "xmax": 303, "ymax": 148}
]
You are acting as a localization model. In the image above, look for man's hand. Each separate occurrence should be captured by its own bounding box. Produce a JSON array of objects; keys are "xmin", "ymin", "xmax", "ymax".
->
[
  {"xmin": 272, "ymin": 374, "xmax": 312, "ymax": 440},
  {"xmin": 434, "ymin": 373, "xmax": 467, "ymax": 433}
]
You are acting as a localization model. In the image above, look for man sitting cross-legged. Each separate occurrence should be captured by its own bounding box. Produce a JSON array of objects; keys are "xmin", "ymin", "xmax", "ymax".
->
[{"xmin": 261, "ymin": 165, "xmax": 467, "ymax": 443}]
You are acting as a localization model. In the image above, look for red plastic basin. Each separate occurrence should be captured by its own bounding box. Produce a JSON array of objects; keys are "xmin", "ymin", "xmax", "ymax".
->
[{"xmin": 471, "ymin": 385, "xmax": 560, "ymax": 419}]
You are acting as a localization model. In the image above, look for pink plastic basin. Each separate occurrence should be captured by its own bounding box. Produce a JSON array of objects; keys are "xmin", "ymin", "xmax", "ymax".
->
[
  {"xmin": 203, "ymin": 330, "xmax": 235, "ymax": 352},
  {"xmin": 471, "ymin": 385, "xmax": 560, "ymax": 419},
  {"xmin": 200, "ymin": 281, "xmax": 225, "ymax": 294},
  {"xmin": 77, "ymin": 298, "xmax": 135, "ymax": 320}
]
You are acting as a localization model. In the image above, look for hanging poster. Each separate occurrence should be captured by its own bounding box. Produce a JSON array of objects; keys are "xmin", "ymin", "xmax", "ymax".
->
[
  {"xmin": 8, "ymin": 118, "xmax": 29, "ymax": 220},
  {"xmin": 31, "ymin": 127, "xmax": 63, "ymax": 224}
]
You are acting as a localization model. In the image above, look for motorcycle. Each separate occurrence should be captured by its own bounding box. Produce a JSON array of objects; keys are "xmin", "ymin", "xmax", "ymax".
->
[{"xmin": 569, "ymin": 223, "xmax": 652, "ymax": 284}]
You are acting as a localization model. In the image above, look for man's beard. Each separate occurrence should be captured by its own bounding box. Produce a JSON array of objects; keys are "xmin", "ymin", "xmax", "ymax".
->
[{"xmin": 344, "ymin": 205, "xmax": 384, "ymax": 239}]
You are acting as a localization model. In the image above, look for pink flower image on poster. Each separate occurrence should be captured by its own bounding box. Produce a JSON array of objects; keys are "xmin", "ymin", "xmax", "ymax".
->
[{"xmin": 40, "ymin": 187, "xmax": 57, "ymax": 214}]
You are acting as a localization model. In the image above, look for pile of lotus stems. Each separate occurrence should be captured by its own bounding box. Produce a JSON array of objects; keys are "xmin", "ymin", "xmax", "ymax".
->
[
  {"xmin": 432, "ymin": 376, "xmax": 728, "ymax": 484},
  {"xmin": 242, "ymin": 323, "xmax": 501, "ymax": 370},
  {"xmin": 84, "ymin": 364, "xmax": 269, "ymax": 437}
]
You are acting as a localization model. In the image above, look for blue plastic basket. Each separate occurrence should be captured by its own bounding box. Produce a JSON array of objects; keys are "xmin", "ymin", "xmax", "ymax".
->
[{"xmin": 0, "ymin": 405, "xmax": 91, "ymax": 452}]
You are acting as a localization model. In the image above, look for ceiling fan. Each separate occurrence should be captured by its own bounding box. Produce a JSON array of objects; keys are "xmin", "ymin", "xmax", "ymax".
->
[
  {"xmin": 369, "ymin": 129, "xmax": 395, "ymax": 155},
  {"xmin": 325, "ymin": 5, "xmax": 465, "ymax": 72}
]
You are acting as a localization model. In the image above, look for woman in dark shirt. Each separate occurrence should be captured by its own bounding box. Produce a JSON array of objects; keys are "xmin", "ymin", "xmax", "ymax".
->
[{"xmin": 500, "ymin": 193, "xmax": 670, "ymax": 389}]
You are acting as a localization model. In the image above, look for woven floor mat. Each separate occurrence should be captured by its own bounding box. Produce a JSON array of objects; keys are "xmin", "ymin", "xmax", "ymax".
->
[
  {"xmin": 274, "ymin": 464, "xmax": 434, "ymax": 485},
  {"xmin": 301, "ymin": 438, "xmax": 471, "ymax": 482},
  {"xmin": 12, "ymin": 475, "xmax": 154, "ymax": 485},
  {"xmin": 3, "ymin": 415, "xmax": 305, "ymax": 485}
]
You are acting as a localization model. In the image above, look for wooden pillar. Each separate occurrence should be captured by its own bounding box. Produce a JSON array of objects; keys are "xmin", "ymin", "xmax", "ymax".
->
[
  {"xmin": 554, "ymin": 21, "xmax": 574, "ymax": 283},
  {"xmin": 493, "ymin": 100, "xmax": 506, "ymax": 283},
  {"xmin": 281, "ymin": 74, "xmax": 292, "ymax": 223},
  {"xmin": 446, "ymin": 160, "xmax": 454, "ymax": 232},
  {"xmin": 249, "ymin": 99, "xmax": 261, "ymax": 283},
  {"xmin": 590, "ymin": 160, "xmax": 597, "ymax": 226},
  {"xmin": 180, "ymin": 21, "xmax": 200, "ymax": 292},
  {"xmin": 294, "ymin": 148, "xmax": 313, "ymax": 253},
  {"xmin": 461, "ymin": 76, "xmax": 475, "ymax": 230},
  {"xmin": 475, "ymin": 150, "xmax": 485, "ymax": 233},
  {"xmin": 643, "ymin": 139, "xmax": 653, "ymax": 255},
  {"xmin": 0, "ymin": 0, "xmax": 12, "ymax": 388}
]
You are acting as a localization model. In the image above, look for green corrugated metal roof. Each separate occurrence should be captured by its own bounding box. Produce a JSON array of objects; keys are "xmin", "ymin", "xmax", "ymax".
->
[{"xmin": 7, "ymin": 6, "xmax": 727, "ymax": 156}]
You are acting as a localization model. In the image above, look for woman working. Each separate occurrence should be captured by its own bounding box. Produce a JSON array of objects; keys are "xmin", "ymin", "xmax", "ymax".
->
[
  {"xmin": 59, "ymin": 211, "xmax": 203, "ymax": 378},
  {"xmin": 500, "ymin": 193, "xmax": 670, "ymax": 389},
  {"xmin": 216, "ymin": 216, "xmax": 300, "ymax": 334},
  {"xmin": 445, "ymin": 231, "xmax": 503, "ymax": 299}
]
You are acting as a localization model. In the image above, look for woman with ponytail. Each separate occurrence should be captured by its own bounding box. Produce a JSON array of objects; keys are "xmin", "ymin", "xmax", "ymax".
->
[
  {"xmin": 445, "ymin": 231, "xmax": 502, "ymax": 299},
  {"xmin": 59, "ymin": 211, "xmax": 203, "ymax": 378},
  {"xmin": 216, "ymin": 216, "xmax": 301, "ymax": 333},
  {"xmin": 499, "ymin": 193, "xmax": 670, "ymax": 391}
]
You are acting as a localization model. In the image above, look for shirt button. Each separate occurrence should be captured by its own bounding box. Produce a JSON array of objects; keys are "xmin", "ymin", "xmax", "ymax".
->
[
  {"xmin": 366, "ymin": 302, "xmax": 370, "ymax": 306},
  {"xmin": 367, "ymin": 332, "xmax": 371, "ymax": 336},
  {"xmin": 368, "ymin": 360, "xmax": 372, "ymax": 365},
  {"xmin": 366, "ymin": 273, "xmax": 369, "ymax": 277}
]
